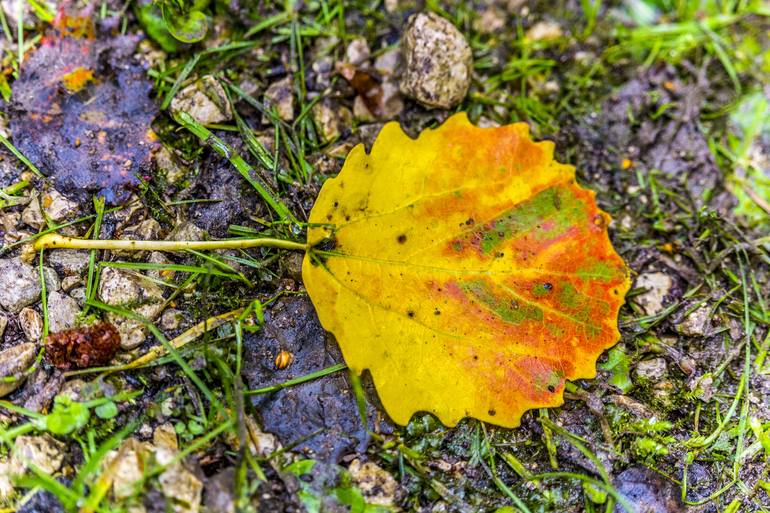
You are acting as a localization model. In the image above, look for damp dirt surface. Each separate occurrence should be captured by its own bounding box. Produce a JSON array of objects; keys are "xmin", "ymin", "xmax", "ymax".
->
[{"xmin": 0, "ymin": 1, "xmax": 768, "ymax": 513}]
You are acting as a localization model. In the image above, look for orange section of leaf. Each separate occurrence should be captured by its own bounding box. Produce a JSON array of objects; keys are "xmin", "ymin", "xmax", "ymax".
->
[
  {"xmin": 61, "ymin": 66, "xmax": 94, "ymax": 93},
  {"xmin": 303, "ymin": 113, "xmax": 630, "ymax": 428}
]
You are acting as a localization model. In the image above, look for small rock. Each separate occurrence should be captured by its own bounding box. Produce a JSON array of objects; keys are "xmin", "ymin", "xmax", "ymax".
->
[
  {"xmin": 226, "ymin": 415, "xmax": 280, "ymax": 458},
  {"xmin": 0, "ymin": 342, "xmax": 37, "ymax": 397},
  {"xmin": 160, "ymin": 309, "xmax": 183, "ymax": 331},
  {"xmin": 613, "ymin": 466, "xmax": 683, "ymax": 513},
  {"xmin": 0, "ymin": 459, "xmax": 13, "ymax": 500},
  {"xmin": 58, "ymin": 379, "xmax": 89, "ymax": 402},
  {"xmin": 204, "ymin": 468, "xmax": 236, "ymax": 513},
  {"xmin": 15, "ymin": 482, "xmax": 68, "ymax": 513},
  {"xmin": 0, "ymin": 0, "xmax": 35, "ymax": 29},
  {"xmin": 635, "ymin": 358, "xmax": 667, "ymax": 382},
  {"xmin": 47, "ymin": 291, "xmax": 81, "ymax": 333},
  {"xmin": 170, "ymin": 75, "xmax": 232, "ymax": 125},
  {"xmin": 98, "ymin": 267, "xmax": 144, "ymax": 306},
  {"xmin": 20, "ymin": 190, "xmax": 78, "ymax": 229},
  {"xmin": 348, "ymin": 459, "xmax": 398, "ymax": 506},
  {"xmin": 0, "ymin": 258, "xmax": 41, "ymax": 312},
  {"xmin": 98, "ymin": 268, "xmax": 165, "ymax": 349},
  {"xmin": 264, "ymin": 76, "xmax": 295, "ymax": 122},
  {"xmin": 400, "ymin": 12, "xmax": 473, "ymax": 109},
  {"xmin": 346, "ymin": 37, "xmax": 371, "ymax": 66},
  {"xmin": 525, "ymin": 20, "xmax": 563, "ymax": 41},
  {"xmin": 42, "ymin": 266, "xmax": 60, "ymax": 292},
  {"xmin": 282, "ymin": 252, "xmax": 304, "ymax": 282},
  {"xmin": 312, "ymin": 100, "xmax": 352, "ymax": 143},
  {"xmin": 0, "ymin": 211, "xmax": 20, "ymax": 233},
  {"xmin": 0, "ymin": 313, "xmax": 7, "ymax": 339},
  {"xmin": 155, "ymin": 446, "xmax": 204, "ymax": 513},
  {"xmin": 70, "ymin": 287, "xmax": 87, "ymax": 306},
  {"xmin": 60, "ymin": 276, "xmax": 81, "ymax": 291},
  {"xmin": 634, "ymin": 272, "xmax": 673, "ymax": 316},
  {"xmin": 147, "ymin": 251, "xmax": 173, "ymax": 281},
  {"xmin": 122, "ymin": 219, "xmax": 161, "ymax": 241},
  {"xmin": 353, "ymin": 95, "xmax": 376, "ymax": 122},
  {"xmin": 167, "ymin": 221, "xmax": 206, "ymax": 242},
  {"xmin": 154, "ymin": 423, "xmax": 179, "ymax": 450},
  {"xmin": 154, "ymin": 146, "xmax": 187, "ymax": 185},
  {"xmin": 11, "ymin": 434, "xmax": 65, "ymax": 475},
  {"xmin": 21, "ymin": 195, "xmax": 44, "ymax": 229},
  {"xmin": 678, "ymin": 304, "xmax": 711, "ymax": 337},
  {"xmin": 42, "ymin": 189, "xmax": 79, "ymax": 222},
  {"xmin": 19, "ymin": 307, "xmax": 43, "ymax": 342},
  {"xmin": 47, "ymin": 249, "xmax": 90, "ymax": 276},
  {"xmin": 473, "ymin": 7, "xmax": 506, "ymax": 34},
  {"xmin": 373, "ymin": 48, "xmax": 401, "ymax": 78},
  {"xmin": 107, "ymin": 439, "xmax": 148, "ymax": 500}
]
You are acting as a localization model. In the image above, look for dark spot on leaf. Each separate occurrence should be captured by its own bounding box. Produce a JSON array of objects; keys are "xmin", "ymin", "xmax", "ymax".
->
[
  {"xmin": 488, "ymin": 409, "xmax": 496, "ymax": 416},
  {"xmin": 397, "ymin": 234, "xmax": 407, "ymax": 244},
  {"xmin": 407, "ymin": 310, "xmax": 415, "ymax": 318},
  {"xmin": 547, "ymin": 385, "xmax": 555, "ymax": 393}
]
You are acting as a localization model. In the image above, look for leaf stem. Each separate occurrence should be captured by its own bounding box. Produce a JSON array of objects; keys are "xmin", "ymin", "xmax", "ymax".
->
[{"xmin": 33, "ymin": 233, "xmax": 307, "ymax": 253}]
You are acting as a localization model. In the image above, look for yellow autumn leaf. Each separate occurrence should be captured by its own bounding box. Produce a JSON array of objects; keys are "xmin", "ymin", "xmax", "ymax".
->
[{"xmin": 303, "ymin": 113, "xmax": 630, "ymax": 428}]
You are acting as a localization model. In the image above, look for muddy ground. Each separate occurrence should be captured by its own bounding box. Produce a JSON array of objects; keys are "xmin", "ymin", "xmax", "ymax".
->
[{"xmin": 0, "ymin": 0, "xmax": 769, "ymax": 512}]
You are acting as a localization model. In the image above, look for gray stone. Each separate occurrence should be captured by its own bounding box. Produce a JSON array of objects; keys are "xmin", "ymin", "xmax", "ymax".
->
[
  {"xmin": 18, "ymin": 307, "xmax": 42, "ymax": 342},
  {"xmin": 0, "ymin": 258, "xmax": 41, "ymax": 312},
  {"xmin": 69, "ymin": 287, "xmax": 87, "ymax": 306},
  {"xmin": 122, "ymin": 218, "xmax": 161, "ymax": 241},
  {"xmin": 349, "ymin": 459, "xmax": 398, "ymax": 506},
  {"xmin": 20, "ymin": 195, "xmax": 44, "ymax": 229},
  {"xmin": 167, "ymin": 221, "xmax": 206, "ymax": 242},
  {"xmin": 20, "ymin": 190, "xmax": 78, "ymax": 230},
  {"xmin": 345, "ymin": 37, "xmax": 371, "ymax": 66},
  {"xmin": 98, "ymin": 267, "xmax": 165, "ymax": 349},
  {"xmin": 312, "ymin": 100, "xmax": 352, "ymax": 143},
  {"xmin": 0, "ymin": 342, "xmax": 37, "ymax": 397},
  {"xmin": 678, "ymin": 304, "xmax": 711, "ymax": 337},
  {"xmin": 525, "ymin": 21, "xmax": 563, "ymax": 41},
  {"xmin": 634, "ymin": 272, "xmax": 673, "ymax": 316},
  {"xmin": 635, "ymin": 358, "xmax": 668, "ymax": 382},
  {"xmin": 47, "ymin": 249, "xmax": 90, "ymax": 275},
  {"xmin": 154, "ymin": 146, "xmax": 186, "ymax": 185},
  {"xmin": 60, "ymin": 275, "xmax": 81, "ymax": 291},
  {"xmin": 47, "ymin": 291, "xmax": 81, "ymax": 333},
  {"xmin": 42, "ymin": 266, "xmax": 60, "ymax": 292},
  {"xmin": 613, "ymin": 466, "xmax": 684, "ymax": 513},
  {"xmin": 400, "ymin": 12, "xmax": 473, "ymax": 109},
  {"xmin": 160, "ymin": 309, "xmax": 183, "ymax": 331},
  {"xmin": 42, "ymin": 189, "xmax": 79, "ymax": 222},
  {"xmin": 264, "ymin": 76, "xmax": 295, "ymax": 122},
  {"xmin": 170, "ymin": 75, "xmax": 232, "ymax": 125},
  {"xmin": 11, "ymin": 434, "xmax": 65, "ymax": 475}
]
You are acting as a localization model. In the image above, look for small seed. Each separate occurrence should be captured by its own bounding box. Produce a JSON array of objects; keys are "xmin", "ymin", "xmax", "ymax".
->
[{"xmin": 275, "ymin": 350, "xmax": 294, "ymax": 370}]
